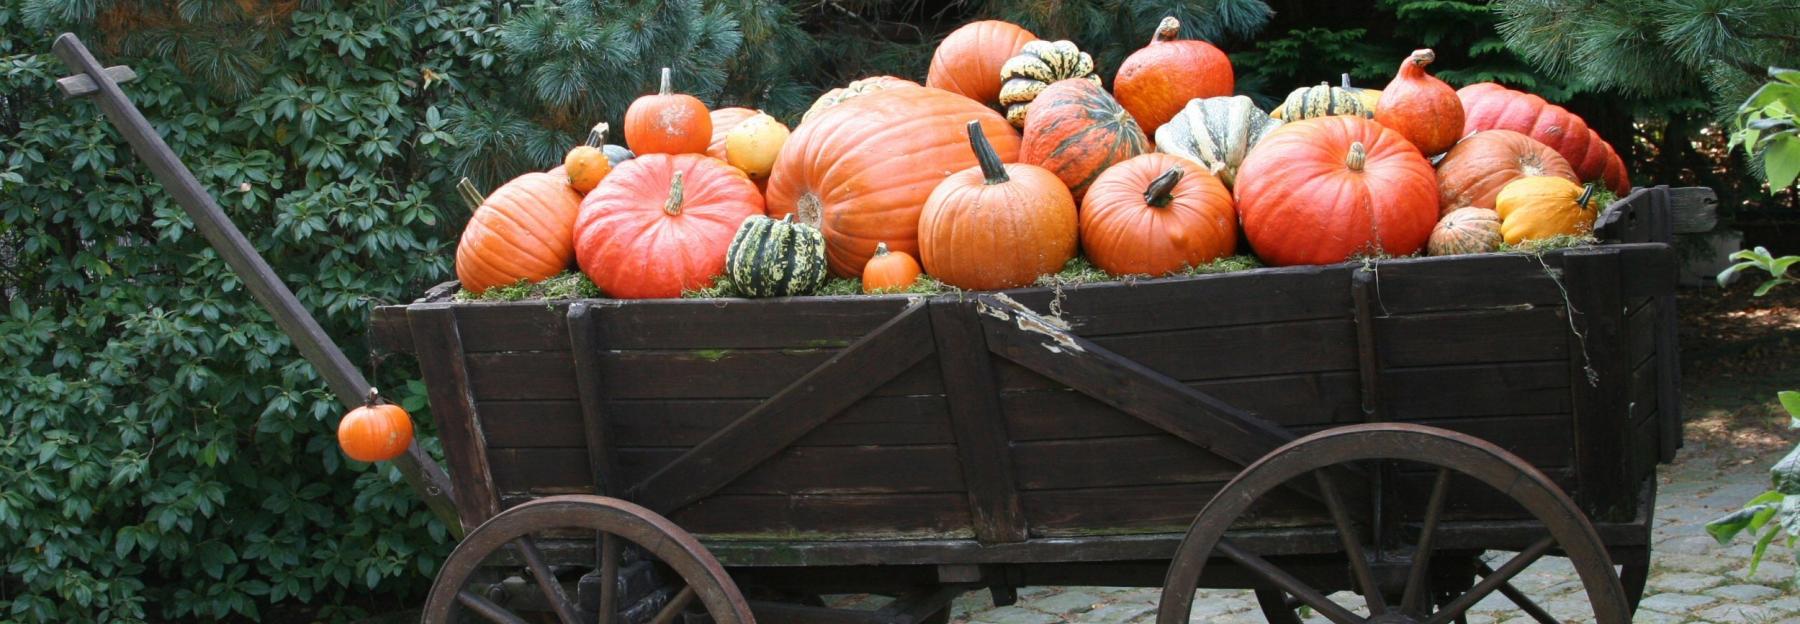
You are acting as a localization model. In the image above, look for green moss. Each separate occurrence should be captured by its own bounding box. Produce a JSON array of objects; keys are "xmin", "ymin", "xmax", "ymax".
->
[
  {"xmin": 693, "ymin": 349, "xmax": 732, "ymax": 362},
  {"xmin": 453, "ymin": 271, "xmax": 601, "ymax": 302},
  {"xmin": 814, "ymin": 278, "xmax": 864, "ymax": 296},
  {"xmin": 1499, "ymin": 233, "xmax": 1600, "ymax": 255},
  {"xmin": 1181, "ymin": 254, "xmax": 1264, "ymax": 275},
  {"xmin": 680, "ymin": 275, "xmax": 739, "ymax": 299}
]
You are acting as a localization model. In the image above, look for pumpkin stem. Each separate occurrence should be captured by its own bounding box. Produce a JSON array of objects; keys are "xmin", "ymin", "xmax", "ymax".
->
[
  {"xmin": 1152, "ymin": 16, "xmax": 1180, "ymax": 43},
  {"xmin": 874, "ymin": 242, "xmax": 891, "ymax": 257},
  {"xmin": 1346, "ymin": 142, "xmax": 1368, "ymax": 172},
  {"xmin": 1408, "ymin": 49, "xmax": 1436, "ymax": 68},
  {"xmin": 1341, "ymin": 73, "xmax": 1355, "ymax": 89},
  {"xmin": 966, "ymin": 120, "xmax": 1010, "ymax": 185},
  {"xmin": 1144, "ymin": 167, "xmax": 1184, "ymax": 207},
  {"xmin": 663, "ymin": 170, "xmax": 686, "ymax": 216},
  {"xmin": 1577, "ymin": 183, "xmax": 1597, "ymax": 210},
  {"xmin": 658, "ymin": 67, "xmax": 672, "ymax": 96},
  {"xmin": 365, "ymin": 387, "xmax": 381, "ymax": 407},
  {"xmin": 456, "ymin": 178, "xmax": 486, "ymax": 211},
  {"xmin": 585, "ymin": 122, "xmax": 609, "ymax": 148}
]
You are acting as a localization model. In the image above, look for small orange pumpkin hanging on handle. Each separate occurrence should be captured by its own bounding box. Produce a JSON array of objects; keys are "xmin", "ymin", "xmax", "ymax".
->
[
  {"xmin": 337, "ymin": 388, "xmax": 414, "ymax": 463},
  {"xmin": 624, "ymin": 67, "xmax": 712, "ymax": 155}
]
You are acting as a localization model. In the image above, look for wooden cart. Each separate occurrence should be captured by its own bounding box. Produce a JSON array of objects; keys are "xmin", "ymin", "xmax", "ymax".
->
[{"xmin": 56, "ymin": 33, "xmax": 1716, "ymax": 624}]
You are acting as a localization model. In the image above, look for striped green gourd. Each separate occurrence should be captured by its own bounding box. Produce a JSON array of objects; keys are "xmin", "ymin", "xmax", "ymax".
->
[
  {"xmin": 1271, "ymin": 81, "xmax": 1373, "ymax": 121},
  {"xmin": 725, "ymin": 214, "xmax": 828, "ymax": 297}
]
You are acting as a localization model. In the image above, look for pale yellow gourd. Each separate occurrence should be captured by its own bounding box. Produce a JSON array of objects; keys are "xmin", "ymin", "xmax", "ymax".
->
[{"xmin": 1494, "ymin": 176, "xmax": 1598, "ymax": 245}]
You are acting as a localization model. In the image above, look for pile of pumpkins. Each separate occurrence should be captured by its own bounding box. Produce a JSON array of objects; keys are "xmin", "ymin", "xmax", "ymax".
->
[{"xmin": 452, "ymin": 19, "xmax": 1634, "ymax": 300}]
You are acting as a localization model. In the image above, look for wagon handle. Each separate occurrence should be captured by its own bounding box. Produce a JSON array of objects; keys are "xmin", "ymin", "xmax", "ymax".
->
[{"xmin": 50, "ymin": 33, "xmax": 462, "ymax": 534}]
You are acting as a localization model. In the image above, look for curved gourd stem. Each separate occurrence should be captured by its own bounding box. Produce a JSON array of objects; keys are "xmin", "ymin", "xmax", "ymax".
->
[
  {"xmin": 966, "ymin": 120, "xmax": 1009, "ymax": 185},
  {"xmin": 456, "ymin": 177, "xmax": 486, "ymax": 211},
  {"xmin": 586, "ymin": 122, "xmax": 609, "ymax": 148},
  {"xmin": 659, "ymin": 67, "xmax": 673, "ymax": 96},
  {"xmin": 873, "ymin": 242, "xmax": 891, "ymax": 258},
  {"xmin": 1341, "ymin": 73, "xmax": 1355, "ymax": 89},
  {"xmin": 664, "ymin": 170, "xmax": 686, "ymax": 216},
  {"xmin": 1144, "ymin": 167, "xmax": 1184, "ymax": 207},
  {"xmin": 1152, "ymin": 16, "xmax": 1180, "ymax": 43},
  {"xmin": 1577, "ymin": 183, "xmax": 1597, "ymax": 210},
  {"xmin": 1408, "ymin": 49, "xmax": 1436, "ymax": 67},
  {"xmin": 1345, "ymin": 142, "xmax": 1368, "ymax": 172}
]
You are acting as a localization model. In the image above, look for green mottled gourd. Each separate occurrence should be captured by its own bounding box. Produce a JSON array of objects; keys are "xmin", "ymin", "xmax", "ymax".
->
[
  {"xmin": 725, "ymin": 214, "xmax": 829, "ymax": 297},
  {"xmin": 1272, "ymin": 80, "xmax": 1373, "ymax": 121},
  {"xmin": 1155, "ymin": 96, "xmax": 1282, "ymax": 189}
]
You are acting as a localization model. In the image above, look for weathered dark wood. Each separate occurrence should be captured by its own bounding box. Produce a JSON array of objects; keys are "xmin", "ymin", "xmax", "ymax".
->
[
  {"xmin": 998, "ymin": 264, "xmax": 1352, "ymax": 335},
  {"xmin": 478, "ymin": 396, "xmax": 955, "ymax": 448},
  {"xmin": 749, "ymin": 601, "xmax": 898, "ymax": 624},
  {"xmin": 1377, "ymin": 307, "xmax": 1570, "ymax": 368},
  {"xmin": 368, "ymin": 306, "xmax": 414, "ymax": 353},
  {"xmin": 1665, "ymin": 186, "xmax": 1719, "ymax": 234},
  {"xmin": 492, "ymin": 446, "xmax": 966, "ymax": 496},
  {"xmin": 409, "ymin": 304, "xmax": 501, "ymax": 529},
  {"xmin": 1358, "ymin": 254, "xmax": 1565, "ymax": 314},
  {"xmin": 1630, "ymin": 357, "xmax": 1658, "ymax": 425},
  {"xmin": 1656, "ymin": 290, "xmax": 1683, "ymax": 463},
  {"xmin": 567, "ymin": 302, "xmax": 622, "ymax": 497},
  {"xmin": 585, "ymin": 297, "xmax": 917, "ymax": 350},
  {"xmin": 466, "ymin": 350, "xmax": 944, "ymax": 401},
  {"xmin": 628, "ymin": 301, "xmax": 937, "ymax": 514},
  {"xmin": 1022, "ymin": 483, "xmax": 1321, "ymax": 536},
  {"xmin": 1012, "ymin": 436, "xmax": 1241, "ymax": 489},
  {"xmin": 55, "ymin": 63, "xmax": 137, "ymax": 96},
  {"xmin": 1381, "ymin": 361, "xmax": 1571, "ymax": 421},
  {"xmin": 1595, "ymin": 187, "xmax": 1656, "ymax": 243},
  {"xmin": 671, "ymin": 493, "xmax": 974, "ymax": 539},
  {"xmin": 986, "ymin": 319, "xmax": 1359, "ymax": 391},
  {"xmin": 1563, "ymin": 249, "xmax": 1633, "ymax": 518},
  {"xmin": 1001, "ymin": 372, "xmax": 1364, "ymax": 440},
  {"xmin": 929, "ymin": 300, "xmax": 1028, "ymax": 544},
  {"xmin": 1352, "ymin": 269, "xmax": 1383, "ymax": 421}
]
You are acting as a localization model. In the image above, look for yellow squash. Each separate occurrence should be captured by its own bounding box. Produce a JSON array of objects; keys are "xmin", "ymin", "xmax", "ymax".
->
[{"xmin": 1494, "ymin": 176, "xmax": 1598, "ymax": 245}]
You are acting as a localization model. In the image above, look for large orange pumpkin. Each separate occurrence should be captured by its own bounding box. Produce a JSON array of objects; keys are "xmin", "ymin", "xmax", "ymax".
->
[
  {"xmin": 919, "ymin": 122, "xmax": 1077, "ymax": 290},
  {"xmin": 1020, "ymin": 79, "xmax": 1148, "ymax": 201},
  {"xmin": 454, "ymin": 173, "xmax": 583, "ymax": 294},
  {"xmin": 765, "ymin": 87, "xmax": 1021, "ymax": 277},
  {"xmin": 1436, "ymin": 129, "xmax": 1579, "ymax": 214},
  {"xmin": 624, "ymin": 68, "xmax": 711, "ymax": 155},
  {"xmin": 574, "ymin": 154, "xmax": 764, "ymax": 299},
  {"xmin": 1112, "ymin": 16, "xmax": 1235, "ymax": 136},
  {"xmin": 1235, "ymin": 116, "xmax": 1439, "ymax": 266},
  {"xmin": 1375, "ymin": 49, "xmax": 1463, "ymax": 156},
  {"xmin": 803, "ymin": 76, "xmax": 921, "ymax": 123},
  {"xmin": 707, "ymin": 107, "xmax": 759, "ymax": 160},
  {"xmin": 1458, "ymin": 83, "xmax": 1630, "ymax": 194},
  {"xmin": 1080, "ymin": 153, "xmax": 1235, "ymax": 276},
  {"xmin": 926, "ymin": 20, "xmax": 1038, "ymax": 108}
]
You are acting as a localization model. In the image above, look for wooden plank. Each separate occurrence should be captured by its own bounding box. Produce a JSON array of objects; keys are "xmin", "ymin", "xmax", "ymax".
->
[
  {"xmin": 56, "ymin": 63, "xmax": 138, "ymax": 97},
  {"xmin": 463, "ymin": 349, "xmax": 943, "ymax": 401},
  {"xmin": 492, "ymin": 446, "xmax": 966, "ymax": 496},
  {"xmin": 1630, "ymin": 356, "xmax": 1658, "ymax": 425},
  {"xmin": 587, "ymin": 297, "xmax": 917, "ymax": 350},
  {"xmin": 1376, "ymin": 307, "xmax": 1569, "ymax": 368},
  {"xmin": 1012, "ymin": 436, "xmax": 1242, "ymax": 490},
  {"xmin": 1002, "ymin": 371, "xmax": 1364, "ymax": 440},
  {"xmin": 479, "ymin": 401, "xmax": 588, "ymax": 447},
  {"xmin": 1656, "ymin": 291, "xmax": 1683, "ymax": 463},
  {"xmin": 1352, "ymin": 268, "xmax": 1383, "ymax": 421},
  {"xmin": 672, "ymin": 493, "xmax": 974, "ymax": 539},
  {"xmin": 1563, "ymin": 249, "xmax": 1632, "ymax": 518},
  {"xmin": 450, "ymin": 302, "xmax": 573, "ymax": 353},
  {"xmin": 990, "ymin": 320, "xmax": 1357, "ymax": 389},
  {"xmin": 407, "ymin": 304, "xmax": 501, "ymax": 529},
  {"xmin": 567, "ymin": 302, "xmax": 622, "ymax": 496},
  {"xmin": 1666, "ymin": 186, "xmax": 1719, "ymax": 234},
  {"xmin": 1594, "ymin": 187, "xmax": 1656, "ymax": 243},
  {"xmin": 997, "ymin": 264, "xmax": 1352, "ymax": 335},
  {"xmin": 1021, "ymin": 483, "xmax": 1321, "ymax": 536},
  {"xmin": 1391, "ymin": 414, "xmax": 1574, "ymax": 469},
  {"xmin": 1358, "ymin": 254, "xmax": 1564, "ymax": 315},
  {"xmin": 466, "ymin": 351, "xmax": 578, "ymax": 400},
  {"xmin": 1381, "ymin": 361, "xmax": 1570, "ymax": 421},
  {"xmin": 627, "ymin": 301, "xmax": 936, "ymax": 514},
  {"xmin": 368, "ymin": 306, "xmax": 413, "ymax": 354},
  {"xmin": 929, "ymin": 300, "xmax": 1028, "ymax": 543},
  {"xmin": 480, "ymin": 397, "xmax": 957, "ymax": 448},
  {"xmin": 1615, "ymin": 243, "xmax": 1680, "ymax": 299}
]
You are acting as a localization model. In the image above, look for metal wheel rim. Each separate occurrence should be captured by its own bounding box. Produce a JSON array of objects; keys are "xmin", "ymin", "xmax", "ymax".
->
[{"xmin": 1155, "ymin": 423, "xmax": 1630, "ymax": 624}]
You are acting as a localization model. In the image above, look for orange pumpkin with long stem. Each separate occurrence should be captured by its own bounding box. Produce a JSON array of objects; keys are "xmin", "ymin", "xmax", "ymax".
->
[
  {"xmin": 1080, "ymin": 153, "xmax": 1235, "ymax": 276},
  {"xmin": 861, "ymin": 243, "xmax": 922, "ymax": 293},
  {"xmin": 1375, "ymin": 49, "xmax": 1464, "ymax": 156},
  {"xmin": 927, "ymin": 20, "xmax": 1037, "ymax": 107},
  {"xmin": 624, "ymin": 67, "xmax": 711, "ymax": 155},
  {"xmin": 454, "ymin": 173, "xmax": 583, "ymax": 294},
  {"xmin": 575, "ymin": 154, "xmax": 764, "ymax": 299},
  {"xmin": 1113, "ymin": 16, "xmax": 1235, "ymax": 136},
  {"xmin": 918, "ymin": 121, "xmax": 1077, "ymax": 290}
]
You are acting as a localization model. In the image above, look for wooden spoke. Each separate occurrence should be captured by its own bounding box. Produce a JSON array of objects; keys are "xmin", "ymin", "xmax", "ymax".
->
[
  {"xmin": 1401, "ymin": 467, "xmax": 1454, "ymax": 614},
  {"xmin": 1480, "ymin": 561, "xmax": 1561, "ymax": 624},
  {"xmin": 1426, "ymin": 536, "xmax": 1555, "ymax": 624},
  {"xmin": 1252, "ymin": 588, "xmax": 1305, "ymax": 624},
  {"xmin": 1315, "ymin": 470, "xmax": 1385, "ymax": 615},
  {"xmin": 512, "ymin": 536, "xmax": 580, "ymax": 624},
  {"xmin": 597, "ymin": 533, "xmax": 621, "ymax": 624},
  {"xmin": 651, "ymin": 585, "xmax": 697, "ymax": 624},
  {"xmin": 455, "ymin": 591, "xmax": 530, "ymax": 624},
  {"xmin": 1217, "ymin": 540, "xmax": 1364, "ymax": 624}
]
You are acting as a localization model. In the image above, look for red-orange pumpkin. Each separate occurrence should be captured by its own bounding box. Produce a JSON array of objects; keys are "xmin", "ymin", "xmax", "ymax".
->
[
  {"xmin": 1113, "ymin": 16, "xmax": 1235, "ymax": 136},
  {"xmin": 1375, "ymin": 49, "xmax": 1463, "ymax": 156},
  {"xmin": 766, "ymin": 87, "xmax": 1021, "ymax": 277},
  {"xmin": 337, "ymin": 389, "xmax": 413, "ymax": 463},
  {"xmin": 707, "ymin": 107, "xmax": 759, "ymax": 161},
  {"xmin": 1020, "ymin": 79, "xmax": 1148, "ymax": 201},
  {"xmin": 927, "ymin": 20, "xmax": 1038, "ymax": 107},
  {"xmin": 1458, "ymin": 83, "xmax": 1630, "ymax": 194},
  {"xmin": 1235, "ymin": 116, "xmax": 1439, "ymax": 266},
  {"xmin": 1080, "ymin": 153, "xmax": 1235, "ymax": 276},
  {"xmin": 919, "ymin": 122, "xmax": 1077, "ymax": 290},
  {"xmin": 1436, "ymin": 129, "xmax": 1579, "ymax": 214},
  {"xmin": 861, "ymin": 242, "xmax": 922, "ymax": 293},
  {"xmin": 455, "ymin": 173, "xmax": 583, "ymax": 294},
  {"xmin": 624, "ymin": 68, "xmax": 711, "ymax": 155},
  {"xmin": 574, "ymin": 154, "xmax": 764, "ymax": 298}
]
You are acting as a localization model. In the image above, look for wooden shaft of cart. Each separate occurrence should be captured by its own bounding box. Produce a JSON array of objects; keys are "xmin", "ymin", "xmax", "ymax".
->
[{"xmin": 51, "ymin": 33, "xmax": 462, "ymax": 534}]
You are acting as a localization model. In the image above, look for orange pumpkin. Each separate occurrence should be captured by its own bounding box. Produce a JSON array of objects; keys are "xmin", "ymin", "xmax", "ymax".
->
[
  {"xmin": 1436, "ymin": 130, "xmax": 1579, "ymax": 214},
  {"xmin": 926, "ymin": 20, "xmax": 1038, "ymax": 108},
  {"xmin": 337, "ymin": 389, "xmax": 413, "ymax": 463},
  {"xmin": 861, "ymin": 243, "xmax": 922, "ymax": 293},
  {"xmin": 1113, "ymin": 16, "xmax": 1235, "ymax": 136},
  {"xmin": 563, "ymin": 123, "xmax": 615, "ymax": 194},
  {"xmin": 1375, "ymin": 49, "xmax": 1464, "ymax": 156},
  {"xmin": 624, "ymin": 67, "xmax": 711, "ymax": 155},
  {"xmin": 1458, "ymin": 82, "xmax": 1630, "ymax": 194},
  {"xmin": 1020, "ymin": 79, "xmax": 1148, "ymax": 201},
  {"xmin": 1080, "ymin": 153, "xmax": 1235, "ymax": 276},
  {"xmin": 1234, "ymin": 116, "xmax": 1439, "ymax": 266},
  {"xmin": 766, "ymin": 87, "xmax": 1021, "ymax": 277},
  {"xmin": 919, "ymin": 122, "xmax": 1077, "ymax": 291},
  {"xmin": 707, "ymin": 107, "xmax": 759, "ymax": 161},
  {"xmin": 574, "ymin": 154, "xmax": 764, "ymax": 299},
  {"xmin": 454, "ymin": 173, "xmax": 583, "ymax": 294}
]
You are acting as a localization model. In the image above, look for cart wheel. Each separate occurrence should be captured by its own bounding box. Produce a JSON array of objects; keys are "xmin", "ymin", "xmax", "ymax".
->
[
  {"xmin": 424, "ymin": 495, "xmax": 753, "ymax": 624},
  {"xmin": 1157, "ymin": 423, "xmax": 1630, "ymax": 624}
]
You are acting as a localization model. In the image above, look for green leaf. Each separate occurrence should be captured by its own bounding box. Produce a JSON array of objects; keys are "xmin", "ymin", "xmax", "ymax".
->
[
  {"xmin": 1782, "ymin": 391, "xmax": 1800, "ymax": 426},
  {"xmin": 1766, "ymin": 137, "xmax": 1800, "ymax": 189},
  {"xmin": 1709, "ymin": 505, "xmax": 1768, "ymax": 543},
  {"xmin": 1776, "ymin": 445, "xmax": 1800, "ymax": 495},
  {"xmin": 1755, "ymin": 279, "xmax": 1784, "ymax": 297}
]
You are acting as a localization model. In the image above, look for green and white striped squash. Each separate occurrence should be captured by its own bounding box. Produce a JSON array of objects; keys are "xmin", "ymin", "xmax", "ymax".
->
[
  {"xmin": 725, "ymin": 214, "xmax": 829, "ymax": 298},
  {"xmin": 998, "ymin": 40, "xmax": 1102, "ymax": 128},
  {"xmin": 1271, "ymin": 81, "xmax": 1372, "ymax": 121},
  {"xmin": 1155, "ymin": 96, "xmax": 1282, "ymax": 189}
]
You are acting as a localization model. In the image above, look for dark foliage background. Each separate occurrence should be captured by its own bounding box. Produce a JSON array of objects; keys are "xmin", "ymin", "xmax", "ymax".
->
[{"xmin": 0, "ymin": 0, "xmax": 1791, "ymax": 621}]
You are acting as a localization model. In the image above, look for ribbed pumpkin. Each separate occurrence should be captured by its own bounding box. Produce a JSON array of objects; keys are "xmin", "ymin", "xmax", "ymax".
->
[
  {"xmin": 1271, "ymin": 80, "xmax": 1374, "ymax": 121},
  {"xmin": 919, "ymin": 122, "xmax": 1078, "ymax": 290},
  {"xmin": 707, "ymin": 107, "xmax": 760, "ymax": 160},
  {"xmin": 998, "ymin": 40, "xmax": 1102, "ymax": 127},
  {"xmin": 1080, "ymin": 153, "xmax": 1235, "ymax": 276},
  {"xmin": 1494, "ymin": 177, "xmax": 1599, "ymax": 245},
  {"xmin": 1113, "ymin": 16, "xmax": 1235, "ymax": 136},
  {"xmin": 1235, "ymin": 116, "xmax": 1439, "ymax": 266},
  {"xmin": 1427, "ymin": 207, "xmax": 1503, "ymax": 256},
  {"xmin": 1458, "ymin": 83, "xmax": 1630, "ymax": 194},
  {"xmin": 1154, "ymin": 96, "xmax": 1283, "ymax": 189},
  {"xmin": 802, "ymin": 76, "xmax": 920, "ymax": 124},
  {"xmin": 1375, "ymin": 49, "xmax": 1464, "ymax": 156},
  {"xmin": 1436, "ymin": 130, "xmax": 1579, "ymax": 214},
  {"xmin": 862, "ymin": 243, "xmax": 922, "ymax": 293},
  {"xmin": 766, "ymin": 86, "xmax": 1021, "ymax": 277},
  {"xmin": 337, "ymin": 389, "xmax": 413, "ymax": 463},
  {"xmin": 455, "ymin": 173, "xmax": 583, "ymax": 294},
  {"xmin": 624, "ymin": 68, "xmax": 711, "ymax": 155},
  {"xmin": 1020, "ymin": 79, "xmax": 1148, "ymax": 201},
  {"xmin": 575, "ymin": 154, "xmax": 764, "ymax": 299},
  {"xmin": 927, "ymin": 20, "xmax": 1038, "ymax": 108},
  {"xmin": 725, "ymin": 214, "xmax": 828, "ymax": 297}
]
